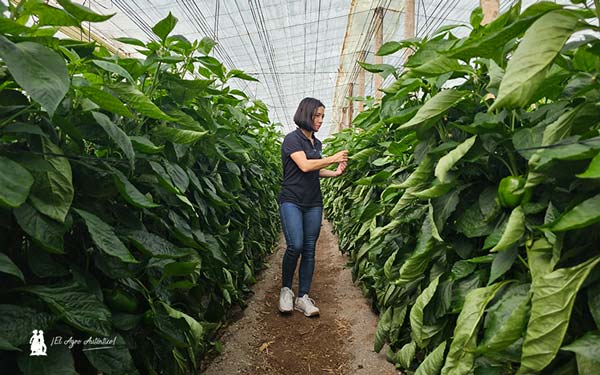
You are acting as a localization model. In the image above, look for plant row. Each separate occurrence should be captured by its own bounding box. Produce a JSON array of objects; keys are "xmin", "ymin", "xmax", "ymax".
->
[
  {"xmin": 323, "ymin": 2, "xmax": 600, "ymax": 374},
  {"xmin": 0, "ymin": 1, "xmax": 281, "ymax": 374}
]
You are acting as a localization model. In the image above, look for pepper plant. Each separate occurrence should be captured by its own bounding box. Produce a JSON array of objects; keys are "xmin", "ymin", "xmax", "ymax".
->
[
  {"xmin": 0, "ymin": 1, "xmax": 281, "ymax": 374},
  {"xmin": 324, "ymin": 1, "xmax": 600, "ymax": 374}
]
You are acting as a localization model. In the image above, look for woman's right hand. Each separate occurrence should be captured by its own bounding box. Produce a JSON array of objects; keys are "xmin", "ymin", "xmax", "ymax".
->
[{"xmin": 330, "ymin": 150, "xmax": 348, "ymax": 163}]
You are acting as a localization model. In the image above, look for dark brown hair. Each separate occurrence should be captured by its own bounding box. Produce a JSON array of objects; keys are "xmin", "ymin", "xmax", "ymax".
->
[{"xmin": 293, "ymin": 97, "xmax": 325, "ymax": 131}]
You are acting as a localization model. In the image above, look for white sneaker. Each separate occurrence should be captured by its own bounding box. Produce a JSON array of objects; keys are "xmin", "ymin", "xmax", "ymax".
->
[
  {"xmin": 295, "ymin": 295, "xmax": 320, "ymax": 317},
  {"xmin": 279, "ymin": 287, "xmax": 294, "ymax": 313}
]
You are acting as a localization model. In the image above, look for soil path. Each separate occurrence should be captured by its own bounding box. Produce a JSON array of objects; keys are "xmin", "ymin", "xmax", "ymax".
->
[{"xmin": 202, "ymin": 220, "xmax": 400, "ymax": 375}]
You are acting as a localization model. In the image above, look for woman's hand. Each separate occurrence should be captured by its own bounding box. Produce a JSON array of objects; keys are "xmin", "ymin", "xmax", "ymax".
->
[
  {"xmin": 335, "ymin": 161, "xmax": 347, "ymax": 176},
  {"xmin": 330, "ymin": 150, "xmax": 349, "ymax": 164}
]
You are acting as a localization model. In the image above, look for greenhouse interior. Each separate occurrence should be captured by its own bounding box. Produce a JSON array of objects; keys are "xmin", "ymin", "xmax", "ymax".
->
[{"xmin": 0, "ymin": 0, "xmax": 599, "ymax": 374}]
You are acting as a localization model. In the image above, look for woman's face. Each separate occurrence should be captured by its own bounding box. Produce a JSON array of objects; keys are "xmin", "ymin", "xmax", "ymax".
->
[{"xmin": 312, "ymin": 106, "xmax": 325, "ymax": 132}]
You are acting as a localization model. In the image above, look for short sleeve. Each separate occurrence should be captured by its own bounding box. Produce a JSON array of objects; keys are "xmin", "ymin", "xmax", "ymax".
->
[{"xmin": 282, "ymin": 134, "xmax": 304, "ymax": 158}]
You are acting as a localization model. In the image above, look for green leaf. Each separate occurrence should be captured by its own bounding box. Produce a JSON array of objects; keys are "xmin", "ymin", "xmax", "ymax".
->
[
  {"xmin": 227, "ymin": 69, "xmax": 259, "ymax": 82},
  {"xmin": 577, "ymin": 152, "xmax": 600, "ymax": 178},
  {"xmin": 92, "ymin": 112, "xmax": 135, "ymax": 169},
  {"xmin": 561, "ymin": 332, "xmax": 600, "ymax": 360},
  {"xmin": 415, "ymin": 341, "xmax": 447, "ymax": 375},
  {"xmin": 399, "ymin": 90, "xmax": 469, "ymax": 131},
  {"xmin": 489, "ymin": 11, "xmax": 580, "ymax": 111},
  {"xmin": 14, "ymin": 203, "xmax": 65, "ymax": 253},
  {"xmin": 410, "ymin": 275, "xmax": 441, "ymax": 348},
  {"xmin": 114, "ymin": 37, "xmax": 146, "ymax": 48},
  {"xmin": 376, "ymin": 40, "xmax": 417, "ymax": 56},
  {"xmin": 28, "ymin": 3, "xmax": 78, "ymax": 26},
  {"xmin": 435, "ymin": 136, "xmax": 477, "ymax": 183},
  {"xmin": 28, "ymin": 139, "xmax": 74, "ymax": 223},
  {"xmin": 57, "ymin": 0, "xmax": 114, "ymax": 22},
  {"xmin": 92, "ymin": 60, "xmax": 135, "ymax": 84},
  {"xmin": 478, "ymin": 283, "xmax": 530, "ymax": 353},
  {"xmin": 198, "ymin": 36, "xmax": 216, "ymax": 55},
  {"xmin": 18, "ymin": 344, "xmax": 77, "ymax": 375},
  {"xmin": 84, "ymin": 334, "xmax": 135, "ymax": 375},
  {"xmin": 374, "ymin": 306, "xmax": 393, "ymax": 353},
  {"xmin": 0, "ymin": 156, "xmax": 33, "ymax": 208},
  {"xmin": 0, "ymin": 305, "xmax": 55, "ymax": 348},
  {"xmin": 110, "ymin": 83, "xmax": 172, "ymax": 120},
  {"xmin": 490, "ymin": 206, "xmax": 525, "ymax": 252},
  {"xmin": 77, "ymin": 86, "xmax": 132, "ymax": 118},
  {"xmin": 357, "ymin": 61, "xmax": 396, "ymax": 78},
  {"xmin": 74, "ymin": 208, "xmax": 138, "ymax": 263},
  {"xmin": 152, "ymin": 12, "xmax": 178, "ymax": 41},
  {"xmin": 154, "ymin": 126, "xmax": 208, "ymax": 144},
  {"xmin": 396, "ymin": 341, "xmax": 417, "ymax": 369},
  {"xmin": 0, "ymin": 36, "xmax": 69, "ymax": 116},
  {"xmin": 588, "ymin": 283, "xmax": 600, "ymax": 329},
  {"xmin": 26, "ymin": 282, "xmax": 112, "ymax": 336},
  {"xmin": 0, "ymin": 253, "xmax": 25, "ymax": 282},
  {"xmin": 162, "ymin": 261, "xmax": 199, "ymax": 279},
  {"xmin": 411, "ymin": 56, "xmax": 474, "ymax": 76},
  {"xmin": 130, "ymin": 136, "xmax": 164, "ymax": 154},
  {"xmin": 550, "ymin": 194, "xmax": 600, "ymax": 232},
  {"xmin": 128, "ymin": 230, "xmax": 191, "ymax": 258},
  {"xmin": 111, "ymin": 168, "xmax": 159, "ymax": 209},
  {"xmin": 161, "ymin": 302, "xmax": 204, "ymax": 346},
  {"xmin": 488, "ymin": 246, "xmax": 518, "ymax": 284},
  {"xmin": 518, "ymin": 256, "xmax": 600, "ymax": 374},
  {"xmin": 441, "ymin": 281, "xmax": 509, "ymax": 375}
]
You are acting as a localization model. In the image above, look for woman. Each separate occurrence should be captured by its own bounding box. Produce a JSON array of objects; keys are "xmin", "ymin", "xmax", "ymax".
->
[{"xmin": 277, "ymin": 97, "xmax": 349, "ymax": 317}]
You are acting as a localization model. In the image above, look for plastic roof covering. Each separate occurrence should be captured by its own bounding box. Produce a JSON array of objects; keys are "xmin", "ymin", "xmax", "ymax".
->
[{"xmin": 58, "ymin": 0, "xmax": 556, "ymax": 137}]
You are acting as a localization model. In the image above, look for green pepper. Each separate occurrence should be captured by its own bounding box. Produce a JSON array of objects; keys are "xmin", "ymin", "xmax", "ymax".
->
[
  {"xmin": 497, "ymin": 175, "xmax": 530, "ymax": 208},
  {"xmin": 104, "ymin": 288, "xmax": 139, "ymax": 313}
]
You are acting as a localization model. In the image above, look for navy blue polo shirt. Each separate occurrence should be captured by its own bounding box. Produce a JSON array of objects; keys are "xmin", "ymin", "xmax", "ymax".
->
[{"xmin": 278, "ymin": 128, "xmax": 323, "ymax": 207}]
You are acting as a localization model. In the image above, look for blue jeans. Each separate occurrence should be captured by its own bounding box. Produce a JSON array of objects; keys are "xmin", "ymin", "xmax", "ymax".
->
[{"xmin": 279, "ymin": 202, "xmax": 323, "ymax": 297}]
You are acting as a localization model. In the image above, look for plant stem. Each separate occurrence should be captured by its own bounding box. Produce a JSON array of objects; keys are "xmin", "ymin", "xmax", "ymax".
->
[{"xmin": 0, "ymin": 103, "xmax": 35, "ymax": 128}]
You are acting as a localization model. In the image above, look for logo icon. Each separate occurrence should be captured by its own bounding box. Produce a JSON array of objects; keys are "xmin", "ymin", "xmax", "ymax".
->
[{"xmin": 29, "ymin": 329, "xmax": 47, "ymax": 356}]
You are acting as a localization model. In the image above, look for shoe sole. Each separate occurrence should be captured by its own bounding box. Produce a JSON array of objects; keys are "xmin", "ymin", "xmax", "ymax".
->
[
  {"xmin": 294, "ymin": 307, "xmax": 319, "ymax": 317},
  {"xmin": 279, "ymin": 306, "xmax": 293, "ymax": 314}
]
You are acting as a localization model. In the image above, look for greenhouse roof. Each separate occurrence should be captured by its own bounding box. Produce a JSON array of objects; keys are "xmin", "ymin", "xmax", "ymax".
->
[{"xmin": 58, "ymin": 0, "xmax": 541, "ymax": 137}]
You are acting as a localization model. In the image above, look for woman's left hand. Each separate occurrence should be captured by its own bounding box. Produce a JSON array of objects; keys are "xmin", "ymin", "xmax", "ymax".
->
[{"xmin": 335, "ymin": 161, "xmax": 347, "ymax": 176}]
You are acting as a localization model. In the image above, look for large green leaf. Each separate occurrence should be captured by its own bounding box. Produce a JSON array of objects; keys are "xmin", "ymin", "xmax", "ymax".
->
[
  {"xmin": 92, "ymin": 112, "xmax": 135, "ymax": 169},
  {"xmin": 490, "ymin": 206, "xmax": 525, "ymax": 252},
  {"xmin": 0, "ymin": 36, "xmax": 69, "ymax": 117},
  {"xmin": 518, "ymin": 256, "xmax": 600, "ymax": 374},
  {"xmin": 26, "ymin": 282, "xmax": 112, "ymax": 336},
  {"xmin": 0, "ymin": 156, "xmax": 33, "ymax": 208},
  {"xmin": 399, "ymin": 90, "xmax": 469, "ymax": 131},
  {"xmin": 130, "ymin": 136, "xmax": 164, "ymax": 154},
  {"xmin": 415, "ymin": 341, "xmax": 447, "ymax": 375},
  {"xmin": 577, "ymin": 152, "xmax": 600, "ymax": 179},
  {"xmin": 128, "ymin": 230, "xmax": 191, "ymax": 259},
  {"xmin": 396, "ymin": 340, "xmax": 416, "ymax": 369},
  {"xmin": 410, "ymin": 275, "xmax": 441, "ymax": 348},
  {"xmin": 0, "ymin": 253, "xmax": 24, "ymax": 282},
  {"xmin": 489, "ymin": 11, "xmax": 580, "ymax": 111},
  {"xmin": 561, "ymin": 331, "xmax": 600, "ymax": 361},
  {"xmin": 488, "ymin": 246, "xmax": 518, "ymax": 284},
  {"xmin": 435, "ymin": 136, "xmax": 477, "ymax": 183},
  {"xmin": 441, "ymin": 281, "xmax": 509, "ymax": 375},
  {"xmin": 110, "ymin": 83, "xmax": 172, "ymax": 120},
  {"xmin": 478, "ymin": 283, "xmax": 530, "ymax": 353},
  {"xmin": 161, "ymin": 302, "xmax": 203, "ymax": 347},
  {"xmin": 154, "ymin": 126, "xmax": 209, "ymax": 144},
  {"xmin": 550, "ymin": 194, "xmax": 600, "ymax": 232},
  {"xmin": 374, "ymin": 306, "xmax": 393, "ymax": 353},
  {"xmin": 152, "ymin": 12, "xmax": 178, "ymax": 41},
  {"xmin": 84, "ymin": 334, "xmax": 135, "ymax": 375},
  {"xmin": 0, "ymin": 305, "xmax": 55, "ymax": 347},
  {"xmin": 588, "ymin": 283, "xmax": 600, "ymax": 329},
  {"xmin": 111, "ymin": 168, "xmax": 159, "ymax": 209},
  {"xmin": 92, "ymin": 60, "xmax": 134, "ymax": 84},
  {"xmin": 14, "ymin": 202, "xmax": 65, "ymax": 253},
  {"xmin": 28, "ymin": 139, "xmax": 74, "ymax": 223},
  {"xmin": 77, "ymin": 86, "xmax": 132, "ymax": 118},
  {"xmin": 57, "ymin": 0, "xmax": 114, "ymax": 22},
  {"xmin": 18, "ymin": 344, "xmax": 77, "ymax": 375},
  {"xmin": 74, "ymin": 208, "xmax": 138, "ymax": 263}
]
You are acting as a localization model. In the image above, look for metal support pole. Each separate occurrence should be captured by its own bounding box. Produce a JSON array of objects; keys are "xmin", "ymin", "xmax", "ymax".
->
[
  {"xmin": 374, "ymin": 7, "xmax": 384, "ymax": 101},
  {"xmin": 348, "ymin": 82, "xmax": 354, "ymax": 128},
  {"xmin": 480, "ymin": 0, "xmax": 499, "ymax": 25},
  {"xmin": 357, "ymin": 50, "xmax": 366, "ymax": 112},
  {"xmin": 403, "ymin": 0, "xmax": 415, "ymax": 64}
]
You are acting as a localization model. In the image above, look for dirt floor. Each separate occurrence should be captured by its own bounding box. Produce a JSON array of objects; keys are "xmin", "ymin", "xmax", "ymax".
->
[{"xmin": 202, "ymin": 220, "xmax": 401, "ymax": 375}]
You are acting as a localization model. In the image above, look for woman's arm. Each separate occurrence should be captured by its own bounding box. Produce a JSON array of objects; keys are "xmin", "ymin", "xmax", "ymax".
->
[{"xmin": 290, "ymin": 150, "xmax": 348, "ymax": 173}]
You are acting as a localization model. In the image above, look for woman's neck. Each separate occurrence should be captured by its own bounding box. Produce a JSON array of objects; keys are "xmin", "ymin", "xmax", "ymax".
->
[{"xmin": 300, "ymin": 128, "xmax": 313, "ymax": 140}]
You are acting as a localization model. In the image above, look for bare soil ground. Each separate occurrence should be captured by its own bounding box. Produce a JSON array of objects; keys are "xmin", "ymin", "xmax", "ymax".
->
[{"xmin": 202, "ymin": 220, "xmax": 401, "ymax": 375}]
